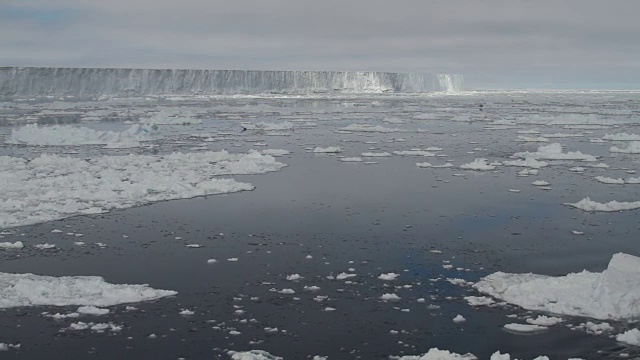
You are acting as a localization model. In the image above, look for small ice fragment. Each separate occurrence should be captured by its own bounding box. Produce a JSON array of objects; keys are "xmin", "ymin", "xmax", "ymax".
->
[
  {"xmin": 378, "ymin": 273, "xmax": 399, "ymax": 281},
  {"xmin": 453, "ymin": 315, "xmax": 466, "ymax": 323}
]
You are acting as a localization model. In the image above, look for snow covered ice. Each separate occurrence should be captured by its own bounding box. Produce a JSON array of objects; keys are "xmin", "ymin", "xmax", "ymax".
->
[
  {"xmin": 0, "ymin": 273, "xmax": 176, "ymax": 308},
  {"xmin": 474, "ymin": 253, "xmax": 640, "ymax": 320},
  {"xmin": 0, "ymin": 150, "xmax": 285, "ymax": 228}
]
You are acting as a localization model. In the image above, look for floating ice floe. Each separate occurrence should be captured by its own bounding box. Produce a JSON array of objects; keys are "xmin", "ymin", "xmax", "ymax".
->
[
  {"xmin": 312, "ymin": 146, "xmax": 342, "ymax": 153},
  {"xmin": 241, "ymin": 121, "xmax": 294, "ymax": 132},
  {"xmin": 361, "ymin": 152, "xmax": 391, "ymax": 157},
  {"xmin": 464, "ymin": 296, "xmax": 494, "ymax": 306},
  {"xmin": 0, "ymin": 241, "xmax": 23, "ymax": 249},
  {"xmin": 67, "ymin": 321, "xmax": 123, "ymax": 332},
  {"xmin": 460, "ymin": 158, "xmax": 496, "ymax": 171},
  {"xmin": 503, "ymin": 158, "xmax": 548, "ymax": 169},
  {"xmin": 228, "ymin": 350, "xmax": 283, "ymax": 360},
  {"xmin": 565, "ymin": 198, "xmax": 640, "ymax": 212},
  {"xmin": 141, "ymin": 108, "xmax": 201, "ymax": 125},
  {"xmin": 339, "ymin": 157, "xmax": 363, "ymax": 162},
  {"xmin": 526, "ymin": 315, "xmax": 563, "ymax": 326},
  {"xmin": 610, "ymin": 141, "xmax": 640, "ymax": 154},
  {"xmin": 393, "ymin": 150, "xmax": 436, "ymax": 157},
  {"xmin": 503, "ymin": 323, "xmax": 548, "ymax": 333},
  {"xmin": 416, "ymin": 162, "xmax": 454, "ymax": 168},
  {"xmin": 603, "ymin": 133, "xmax": 640, "ymax": 141},
  {"xmin": 380, "ymin": 293, "xmax": 401, "ymax": 301},
  {"xmin": 378, "ymin": 273, "xmax": 399, "ymax": 281},
  {"xmin": 453, "ymin": 314, "xmax": 466, "ymax": 323},
  {"xmin": 594, "ymin": 176, "xmax": 626, "ymax": 184},
  {"xmin": 7, "ymin": 124, "xmax": 153, "ymax": 148},
  {"xmin": 0, "ymin": 150, "xmax": 285, "ymax": 229},
  {"xmin": 473, "ymin": 253, "xmax": 640, "ymax": 320},
  {"xmin": 339, "ymin": 124, "xmax": 404, "ymax": 133},
  {"xmin": 616, "ymin": 328, "xmax": 640, "ymax": 346},
  {"xmin": 77, "ymin": 306, "xmax": 109, "ymax": 315},
  {"xmin": 517, "ymin": 136, "xmax": 549, "ymax": 142},
  {"xmin": 532, "ymin": 180, "xmax": 550, "ymax": 186},
  {"xmin": 0, "ymin": 273, "xmax": 176, "ymax": 308},
  {"xmin": 513, "ymin": 143, "xmax": 597, "ymax": 162},
  {"xmin": 259, "ymin": 149, "xmax": 290, "ymax": 157}
]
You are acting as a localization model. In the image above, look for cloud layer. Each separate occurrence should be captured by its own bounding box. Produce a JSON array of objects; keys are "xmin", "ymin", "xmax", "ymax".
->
[{"xmin": 1, "ymin": 0, "xmax": 639, "ymax": 88}]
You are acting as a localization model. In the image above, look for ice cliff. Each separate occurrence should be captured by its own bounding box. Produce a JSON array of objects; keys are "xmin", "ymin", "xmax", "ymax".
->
[{"xmin": 0, "ymin": 67, "xmax": 463, "ymax": 96}]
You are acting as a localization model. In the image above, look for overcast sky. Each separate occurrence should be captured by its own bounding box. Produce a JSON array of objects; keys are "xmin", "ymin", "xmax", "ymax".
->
[{"xmin": 1, "ymin": 0, "xmax": 639, "ymax": 89}]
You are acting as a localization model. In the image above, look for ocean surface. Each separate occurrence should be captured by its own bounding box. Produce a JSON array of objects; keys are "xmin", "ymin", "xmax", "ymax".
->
[{"xmin": 0, "ymin": 90, "xmax": 639, "ymax": 359}]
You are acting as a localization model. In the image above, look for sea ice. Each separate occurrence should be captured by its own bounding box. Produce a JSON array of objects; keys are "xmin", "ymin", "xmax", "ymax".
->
[
  {"xmin": 460, "ymin": 159, "xmax": 496, "ymax": 171},
  {"xmin": 361, "ymin": 152, "xmax": 392, "ymax": 157},
  {"xmin": 594, "ymin": 176, "xmax": 625, "ymax": 184},
  {"xmin": 0, "ymin": 241, "xmax": 23, "ymax": 249},
  {"xmin": 393, "ymin": 150, "xmax": 436, "ymax": 157},
  {"xmin": 616, "ymin": 328, "xmax": 640, "ymax": 346},
  {"xmin": 604, "ymin": 133, "xmax": 640, "ymax": 141},
  {"xmin": 340, "ymin": 124, "xmax": 404, "ymax": 133},
  {"xmin": 453, "ymin": 315, "xmax": 466, "ymax": 323},
  {"xmin": 378, "ymin": 273, "xmax": 399, "ymax": 281},
  {"xmin": 503, "ymin": 323, "xmax": 548, "ymax": 333},
  {"xmin": 526, "ymin": 315, "xmax": 563, "ymax": 326},
  {"xmin": 464, "ymin": 296, "xmax": 494, "ymax": 306},
  {"xmin": 0, "ymin": 150, "xmax": 285, "ymax": 228},
  {"xmin": 0, "ymin": 273, "xmax": 176, "ymax": 308},
  {"xmin": 474, "ymin": 253, "xmax": 640, "ymax": 319},
  {"xmin": 396, "ymin": 348, "xmax": 477, "ymax": 360},
  {"xmin": 8, "ymin": 123, "xmax": 152, "ymax": 148},
  {"xmin": 513, "ymin": 143, "xmax": 597, "ymax": 162},
  {"xmin": 339, "ymin": 157, "xmax": 363, "ymax": 162},
  {"xmin": 380, "ymin": 293, "xmax": 401, "ymax": 301},
  {"xmin": 77, "ymin": 306, "xmax": 109, "ymax": 315},
  {"xmin": 565, "ymin": 198, "xmax": 640, "ymax": 212},
  {"xmin": 610, "ymin": 142, "xmax": 640, "ymax": 154},
  {"xmin": 312, "ymin": 146, "xmax": 342, "ymax": 153},
  {"xmin": 228, "ymin": 350, "xmax": 283, "ymax": 360}
]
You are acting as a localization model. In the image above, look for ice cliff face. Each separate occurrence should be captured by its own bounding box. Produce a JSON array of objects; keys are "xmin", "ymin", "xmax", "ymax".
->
[{"xmin": 0, "ymin": 67, "xmax": 463, "ymax": 96}]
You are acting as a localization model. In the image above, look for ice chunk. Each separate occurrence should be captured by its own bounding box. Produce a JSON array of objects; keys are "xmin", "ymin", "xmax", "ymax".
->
[
  {"xmin": 395, "ymin": 348, "xmax": 477, "ymax": 360},
  {"xmin": 380, "ymin": 293, "xmax": 401, "ymax": 301},
  {"xmin": 604, "ymin": 133, "xmax": 640, "ymax": 141},
  {"xmin": 453, "ymin": 314, "xmax": 466, "ymax": 323},
  {"xmin": 361, "ymin": 152, "xmax": 391, "ymax": 157},
  {"xmin": 513, "ymin": 143, "xmax": 597, "ymax": 162},
  {"xmin": 77, "ymin": 306, "xmax": 109, "ymax": 315},
  {"xmin": 526, "ymin": 315, "xmax": 563, "ymax": 326},
  {"xmin": 0, "ymin": 272, "xmax": 176, "ymax": 308},
  {"xmin": 503, "ymin": 323, "xmax": 548, "ymax": 333},
  {"xmin": 0, "ymin": 241, "xmax": 23, "ymax": 249},
  {"xmin": 616, "ymin": 328, "xmax": 640, "ymax": 346},
  {"xmin": 340, "ymin": 124, "xmax": 404, "ymax": 133},
  {"xmin": 460, "ymin": 159, "xmax": 496, "ymax": 171},
  {"xmin": 339, "ymin": 157, "xmax": 363, "ymax": 162},
  {"xmin": 378, "ymin": 273, "xmax": 399, "ymax": 281},
  {"xmin": 594, "ymin": 176, "xmax": 625, "ymax": 184},
  {"xmin": 565, "ymin": 198, "xmax": 640, "ymax": 212},
  {"xmin": 610, "ymin": 142, "xmax": 640, "ymax": 154},
  {"xmin": 228, "ymin": 350, "xmax": 283, "ymax": 360},
  {"xmin": 312, "ymin": 146, "xmax": 342, "ymax": 153},
  {"xmin": 464, "ymin": 296, "xmax": 494, "ymax": 306},
  {"xmin": 474, "ymin": 253, "xmax": 640, "ymax": 319}
]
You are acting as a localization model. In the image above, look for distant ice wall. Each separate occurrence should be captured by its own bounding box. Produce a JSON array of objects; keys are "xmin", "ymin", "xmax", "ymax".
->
[{"xmin": 0, "ymin": 67, "xmax": 463, "ymax": 96}]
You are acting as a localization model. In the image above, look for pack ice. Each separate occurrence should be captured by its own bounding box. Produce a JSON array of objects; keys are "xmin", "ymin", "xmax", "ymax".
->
[
  {"xmin": 0, "ymin": 150, "xmax": 286, "ymax": 228},
  {"xmin": 8, "ymin": 124, "xmax": 153, "ymax": 148},
  {"xmin": 0, "ymin": 273, "xmax": 176, "ymax": 308},
  {"xmin": 474, "ymin": 253, "xmax": 640, "ymax": 320}
]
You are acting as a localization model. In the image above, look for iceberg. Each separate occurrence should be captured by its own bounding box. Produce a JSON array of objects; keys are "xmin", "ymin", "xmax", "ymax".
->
[{"xmin": 0, "ymin": 67, "xmax": 463, "ymax": 96}]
